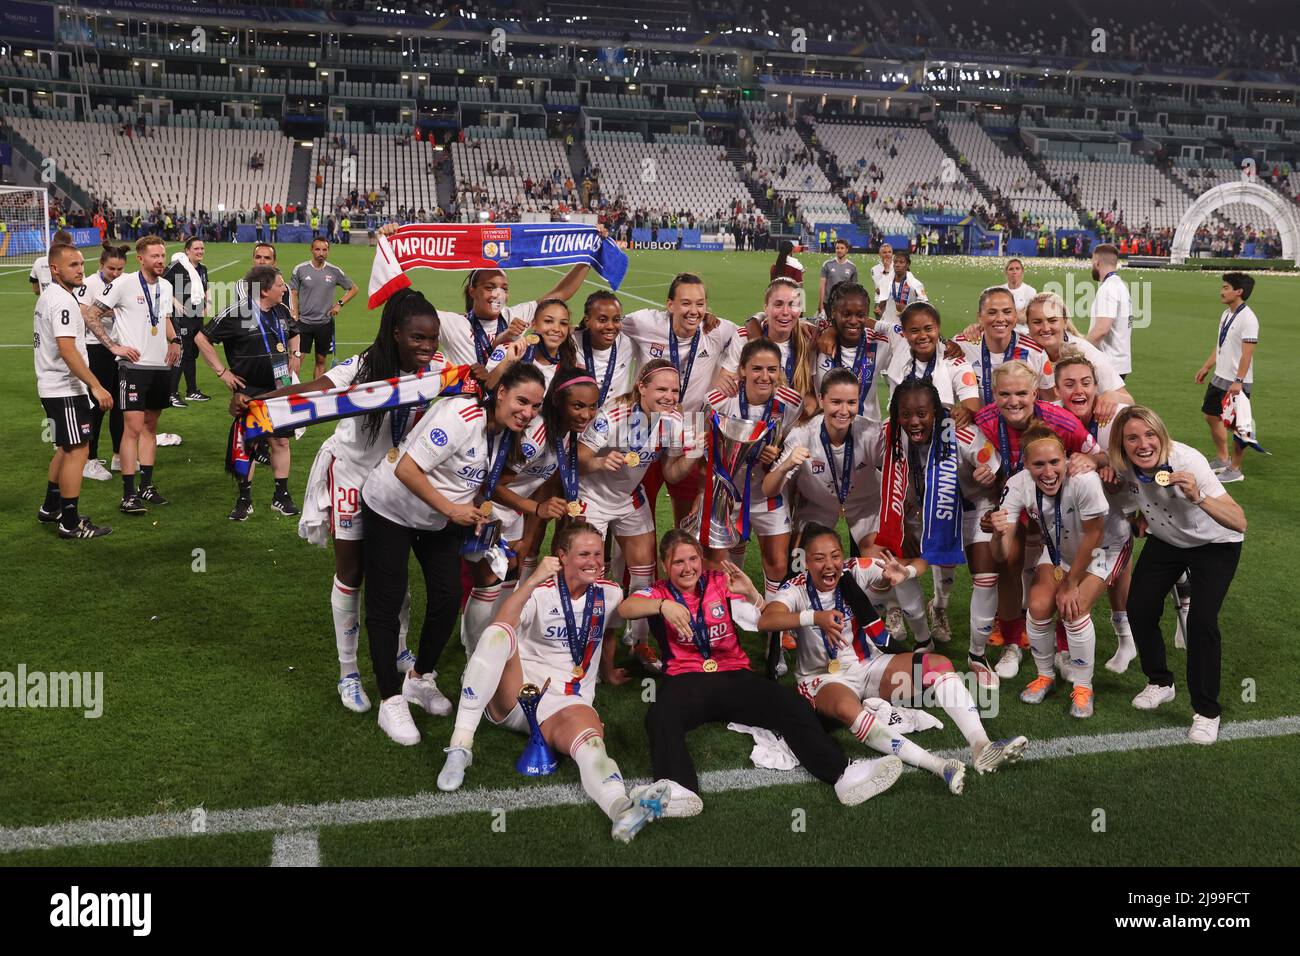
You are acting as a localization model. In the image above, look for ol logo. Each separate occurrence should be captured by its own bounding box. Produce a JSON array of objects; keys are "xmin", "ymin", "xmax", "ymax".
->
[
  {"xmin": 649, "ymin": 345, "xmax": 664, "ymax": 358},
  {"xmin": 429, "ymin": 427, "xmax": 448, "ymax": 446},
  {"xmin": 522, "ymin": 442, "xmax": 537, "ymax": 458}
]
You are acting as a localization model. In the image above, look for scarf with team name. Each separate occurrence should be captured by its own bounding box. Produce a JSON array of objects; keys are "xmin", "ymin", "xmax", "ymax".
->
[
  {"xmin": 226, "ymin": 362, "xmax": 477, "ymax": 478},
  {"xmin": 877, "ymin": 413, "xmax": 965, "ymax": 566},
  {"xmin": 368, "ymin": 223, "xmax": 629, "ymax": 308}
]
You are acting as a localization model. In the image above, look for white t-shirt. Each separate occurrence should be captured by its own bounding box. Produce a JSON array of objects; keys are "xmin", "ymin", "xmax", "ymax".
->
[
  {"xmin": 954, "ymin": 330, "xmax": 1052, "ymax": 403},
  {"xmin": 323, "ymin": 351, "xmax": 450, "ymax": 473},
  {"xmin": 772, "ymin": 559, "xmax": 892, "ymax": 680},
  {"xmin": 1007, "ymin": 282, "xmax": 1037, "ymax": 321},
  {"xmin": 436, "ymin": 301, "xmax": 540, "ymax": 368},
  {"xmin": 76, "ymin": 271, "xmax": 118, "ymax": 342},
  {"xmin": 870, "ymin": 261, "xmax": 891, "ymax": 302},
  {"xmin": 34, "ymin": 283, "xmax": 88, "ymax": 398},
  {"xmin": 882, "ymin": 349, "xmax": 980, "ymax": 409},
  {"xmin": 95, "ymin": 271, "xmax": 174, "ymax": 369},
  {"xmin": 507, "ymin": 416, "xmax": 563, "ymax": 500},
  {"xmin": 29, "ymin": 256, "xmax": 51, "ymax": 294},
  {"xmin": 579, "ymin": 402, "xmax": 689, "ymax": 514},
  {"xmin": 362, "ymin": 394, "xmax": 494, "ymax": 530},
  {"xmin": 813, "ymin": 330, "xmax": 892, "ymax": 422},
  {"xmin": 517, "ymin": 578, "xmax": 625, "ymax": 690},
  {"xmin": 621, "ymin": 308, "xmax": 742, "ymax": 413},
  {"xmin": 1212, "ymin": 304, "xmax": 1258, "ymax": 386},
  {"xmin": 1090, "ymin": 272, "xmax": 1132, "ymax": 376},
  {"xmin": 773, "ymin": 415, "xmax": 883, "ymax": 519},
  {"xmin": 572, "ymin": 328, "xmax": 636, "ymax": 408},
  {"xmin": 879, "ymin": 272, "xmax": 926, "ymax": 324},
  {"xmin": 1124, "ymin": 441, "xmax": 1242, "ymax": 548},
  {"xmin": 1001, "ymin": 468, "xmax": 1111, "ymax": 568},
  {"xmin": 1056, "ymin": 333, "xmax": 1125, "ymax": 395}
]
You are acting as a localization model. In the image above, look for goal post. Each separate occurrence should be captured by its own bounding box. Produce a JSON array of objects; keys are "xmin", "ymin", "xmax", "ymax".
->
[{"xmin": 0, "ymin": 185, "xmax": 51, "ymax": 265}]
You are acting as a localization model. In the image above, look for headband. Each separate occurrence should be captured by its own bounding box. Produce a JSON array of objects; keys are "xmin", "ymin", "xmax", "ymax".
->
[
  {"xmin": 637, "ymin": 364, "xmax": 680, "ymax": 385},
  {"xmin": 556, "ymin": 375, "xmax": 598, "ymax": 391}
]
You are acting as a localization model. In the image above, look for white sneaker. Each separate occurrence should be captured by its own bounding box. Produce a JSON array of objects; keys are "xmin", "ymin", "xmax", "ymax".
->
[
  {"xmin": 774, "ymin": 651, "xmax": 788, "ymax": 678},
  {"xmin": 1207, "ymin": 456, "xmax": 1229, "ymax": 473},
  {"xmin": 337, "ymin": 673, "xmax": 371, "ymax": 713},
  {"xmin": 834, "ymin": 756, "xmax": 904, "ymax": 806},
  {"xmin": 395, "ymin": 648, "xmax": 416, "ymax": 674},
  {"xmin": 403, "ymin": 670, "xmax": 452, "ymax": 716},
  {"xmin": 1217, "ymin": 467, "xmax": 1244, "ymax": 483},
  {"xmin": 110, "ymin": 453, "xmax": 121, "ymax": 472},
  {"xmin": 1188, "ymin": 714, "xmax": 1220, "ymax": 745},
  {"xmin": 973, "ymin": 735, "xmax": 1029, "ymax": 774},
  {"xmin": 631, "ymin": 779, "xmax": 703, "ymax": 818},
  {"xmin": 83, "ymin": 459, "xmax": 112, "ymax": 481},
  {"xmin": 941, "ymin": 759, "xmax": 966, "ymax": 795},
  {"xmin": 994, "ymin": 644, "xmax": 1023, "ymax": 679},
  {"xmin": 611, "ymin": 780, "xmax": 671, "ymax": 843},
  {"xmin": 885, "ymin": 607, "xmax": 906, "ymax": 642},
  {"xmin": 156, "ymin": 432, "xmax": 183, "ymax": 447},
  {"xmin": 377, "ymin": 695, "xmax": 420, "ymax": 746},
  {"xmin": 1054, "ymin": 650, "xmax": 1079, "ymax": 683},
  {"xmin": 926, "ymin": 599, "xmax": 951, "ymax": 643},
  {"xmin": 1132, "ymin": 683, "xmax": 1176, "ymax": 711},
  {"xmin": 1105, "ymin": 639, "xmax": 1137, "ymax": 674},
  {"xmin": 437, "ymin": 746, "xmax": 472, "ymax": 791}
]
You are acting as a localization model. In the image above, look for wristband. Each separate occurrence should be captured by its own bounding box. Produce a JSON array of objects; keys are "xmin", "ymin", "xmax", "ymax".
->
[
  {"xmin": 799, "ymin": 610, "xmax": 816, "ymax": 627},
  {"xmin": 904, "ymin": 565, "xmax": 918, "ymax": 580},
  {"xmin": 216, "ymin": 368, "xmax": 227, "ymax": 377}
]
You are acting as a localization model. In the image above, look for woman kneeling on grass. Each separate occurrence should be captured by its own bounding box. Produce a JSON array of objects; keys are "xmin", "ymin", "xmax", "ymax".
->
[
  {"xmin": 437, "ymin": 521, "xmax": 672, "ymax": 843},
  {"xmin": 617, "ymin": 529, "xmax": 905, "ymax": 816},
  {"xmin": 757, "ymin": 523, "xmax": 1028, "ymax": 793}
]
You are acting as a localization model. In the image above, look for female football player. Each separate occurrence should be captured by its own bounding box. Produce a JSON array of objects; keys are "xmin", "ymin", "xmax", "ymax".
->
[
  {"xmin": 743, "ymin": 277, "xmax": 818, "ymax": 416},
  {"xmin": 573, "ymin": 290, "xmax": 634, "ymax": 409},
  {"xmin": 484, "ymin": 297, "xmax": 578, "ymax": 391},
  {"xmin": 1025, "ymin": 291, "xmax": 1132, "ymax": 413},
  {"xmin": 813, "ymin": 282, "xmax": 890, "ymax": 421}
]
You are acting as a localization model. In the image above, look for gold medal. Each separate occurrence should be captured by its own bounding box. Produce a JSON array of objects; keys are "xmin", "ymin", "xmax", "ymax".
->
[
  {"xmin": 479, "ymin": 501, "xmax": 494, "ymax": 517},
  {"xmin": 572, "ymin": 665, "xmax": 584, "ymax": 678},
  {"xmin": 151, "ymin": 326, "xmax": 158, "ymax": 336},
  {"xmin": 276, "ymin": 342, "xmax": 285, "ymax": 353},
  {"xmin": 702, "ymin": 659, "xmax": 718, "ymax": 673},
  {"xmin": 828, "ymin": 659, "xmax": 841, "ymax": 674},
  {"xmin": 1053, "ymin": 566, "xmax": 1065, "ymax": 582},
  {"xmin": 1154, "ymin": 469, "xmax": 1172, "ymax": 487},
  {"xmin": 523, "ymin": 331, "xmax": 540, "ymax": 344},
  {"xmin": 566, "ymin": 501, "xmax": 582, "ymax": 517},
  {"xmin": 386, "ymin": 447, "xmax": 399, "ymax": 463},
  {"xmin": 623, "ymin": 451, "xmax": 640, "ymax": 467}
]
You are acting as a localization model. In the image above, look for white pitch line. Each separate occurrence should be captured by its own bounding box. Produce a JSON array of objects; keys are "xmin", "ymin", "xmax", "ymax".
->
[
  {"xmin": 1, "ymin": 715, "xmax": 1296, "ymax": 855},
  {"xmin": 270, "ymin": 830, "xmax": 321, "ymax": 867}
]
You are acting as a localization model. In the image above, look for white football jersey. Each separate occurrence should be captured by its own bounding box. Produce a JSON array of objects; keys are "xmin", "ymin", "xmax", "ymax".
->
[
  {"xmin": 773, "ymin": 414, "xmax": 883, "ymax": 519},
  {"xmin": 1091, "ymin": 272, "xmax": 1132, "ymax": 376},
  {"xmin": 954, "ymin": 330, "xmax": 1052, "ymax": 404},
  {"xmin": 323, "ymin": 351, "xmax": 451, "ymax": 473},
  {"xmin": 621, "ymin": 308, "xmax": 742, "ymax": 412},
  {"xmin": 882, "ymin": 349, "xmax": 980, "ymax": 409},
  {"xmin": 436, "ymin": 301, "xmax": 540, "ymax": 368},
  {"xmin": 29, "ymin": 256, "xmax": 51, "ymax": 293},
  {"xmin": 516, "ymin": 578, "xmax": 625, "ymax": 693},
  {"xmin": 813, "ymin": 330, "xmax": 892, "ymax": 422},
  {"xmin": 34, "ymin": 283, "xmax": 89, "ymax": 398},
  {"xmin": 772, "ymin": 559, "xmax": 892, "ymax": 680},
  {"xmin": 507, "ymin": 416, "xmax": 563, "ymax": 500},
  {"xmin": 1000, "ymin": 469, "xmax": 1110, "ymax": 567},
  {"xmin": 572, "ymin": 328, "xmax": 635, "ymax": 408},
  {"xmin": 704, "ymin": 384, "xmax": 805, "ymax": 505},
  {"xmin": 77, "ymin": 271, "xmax": 119, "ymax": 341},
  {"xmin": 362, "ymin": 394, "xmax": 494, "ymax": 530},
  {"xmin": 893, "ymin": 424, "xmax": 1002, "ymax": 505},
  {"xmin": 95, "ymin": 271, "xmax": 174, "ymax": 369},
  {"xmin": 1055, "ymin": 333, "xmax": 1126, "ymax": 395},
  {"xmin": 579, "ymin": 403, "xmax": 688, "ymax": 514}
]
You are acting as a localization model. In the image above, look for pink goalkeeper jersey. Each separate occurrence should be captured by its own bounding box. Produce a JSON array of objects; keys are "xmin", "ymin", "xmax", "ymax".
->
[{"xmin": 635, "ymin": 570, "xmax": 751, "ymax": 676}]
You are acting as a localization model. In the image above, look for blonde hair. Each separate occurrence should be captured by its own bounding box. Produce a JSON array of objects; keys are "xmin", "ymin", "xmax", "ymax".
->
[
  {"xmin": 1027, "ymin": 291, "xmax": 1085, "ymax": 337},
  {"xmin": 991, "ymin": 358, "xmax": 1038, "ymax": 389},
  {"xmin": 1052, "ymin": 348, "xmax": 1097, "ymax": 383},
  {"xmin": 1109, "ymin": 405, "xmax": 1172, "ymax": 474},
  {"xmin": 1020, "ymin": 422, "xmax": 1065, "ymax": 458},
  {"xmin": 759, "ymin": 279, "xmax": 815, "ymax": 397}
]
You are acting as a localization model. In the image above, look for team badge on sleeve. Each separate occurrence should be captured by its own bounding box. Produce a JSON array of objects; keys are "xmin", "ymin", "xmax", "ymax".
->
[{"xmin": 430, "ymin": 428, "xmax": 448, "ymax": 446}]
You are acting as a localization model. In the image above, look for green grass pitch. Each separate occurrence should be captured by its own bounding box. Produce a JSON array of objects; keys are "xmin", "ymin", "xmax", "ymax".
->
[{"xmin": 1, "ymin": 244, "xmax": 1296, "ymax": 866}]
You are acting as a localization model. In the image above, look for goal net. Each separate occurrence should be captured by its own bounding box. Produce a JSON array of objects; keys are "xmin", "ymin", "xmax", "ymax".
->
[{"xmin": 0, "ymin": 186, "xmax": 51, "ymax": 265}]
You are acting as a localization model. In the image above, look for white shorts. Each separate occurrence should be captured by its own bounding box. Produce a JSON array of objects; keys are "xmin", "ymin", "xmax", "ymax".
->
[
  {"xmin": 486, "ymin": 661, "xmax": 598, "ymax": 731},
  {"xmin": 329, "ymin": 453, "xmax": 369, "ymax": 541},
  {"xmin": 497, "ymin": 505, "xmax": 524, "ymax": 544},
  {"xmin": 581, "ymin": 497, "xmax": 656, "ymax": 540},
  {"xmin": 795, "ymin": 504, "xmax": 878, "ymax": 546},
  {"xmin": 746, "ymin": 499, "xmax": 792, "ymax": 537},
  {"xmin": 962, "ymin": 498, "xmax": 996, "ymax": 546},
  {"xmin": 1039, "ymin": 537, "xmax": 1133, "ymax": 586},
  {"xmin": 796, "ymin": 654, "xmax": 892, "ymax": 705}
]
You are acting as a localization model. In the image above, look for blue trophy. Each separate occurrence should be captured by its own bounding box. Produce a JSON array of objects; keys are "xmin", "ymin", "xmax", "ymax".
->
[{"xmin": 516, "ymin": 679, "xmax": 558, "ymax": 776}]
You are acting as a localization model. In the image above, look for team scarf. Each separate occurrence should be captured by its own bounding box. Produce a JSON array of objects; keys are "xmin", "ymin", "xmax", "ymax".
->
[
  {"xmin": 1220, "ymin": 390, "xmax": 1269, "ymax": 455},
  {"xmin": 227, "ymin": 362, "xmax": 477, "ymax": 478},
  {"xmin": 368, "ymin": 223, "xmax": 629, "ymax": 308},
  {"xmin": 876, "ymin": 414, "xmax": 965, "ymax": 566}
]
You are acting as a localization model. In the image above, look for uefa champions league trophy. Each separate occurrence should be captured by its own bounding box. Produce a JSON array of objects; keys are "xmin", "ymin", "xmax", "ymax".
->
[
  {"xmin": 516, "ymin": 680, "xmax": 558, "ymax": 777},
  {"xmin": 682, "ymin": 413, "xmax": 772, "ymax": 549}
]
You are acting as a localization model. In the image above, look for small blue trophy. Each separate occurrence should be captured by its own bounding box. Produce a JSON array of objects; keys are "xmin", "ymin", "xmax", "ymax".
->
[{"xmin": 516, "ymin": 679, "xmax": 558, "ymax": 777}]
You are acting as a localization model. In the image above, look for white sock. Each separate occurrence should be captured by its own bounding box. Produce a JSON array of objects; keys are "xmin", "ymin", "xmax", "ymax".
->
[
  {"xmin": 1111, "ymin": 611, "xmax": 1134, "ymax": 651},
  {"xmin": 626, "ymin": 564, "xmax": 656, "ymax": 646},
  {"xmin": 931, "ymin": 565, "xmax": 955, "ymax": 610},
  {"xmin": 893, "ymin": 578, "xmax": 931, "ymax": 643},
  {"xmin": 969, "ymin": 573, "xmax": 999, "ymax": 657},
  {"xmin": 449, "ymin": 623, "xmax": 515, "ymax": 749},
  {"xmin": 1174, "ymin": 574, "xmax": 1191, "ymax": 613},
  {"xmin": 519, "ymin": 554, "xmax": 538, "ymax": 582},
  {"xmin": 1022, "ymin": 535, "xmax": 1043, "ymax": 610},
  {"xmin": 331, "ymin": 577, "xmax": 361, "ymax": 679},
  {"xmin": 397, "ymin": 589, "xmax": 411, "ymax": 658},
  {"xmin": 850, "ymin": 709, "xmax": 945, "ymax": 776},
  {"xmin": 929, "ymin": 671, "xmax": 989, "ymax": 749},
  {"xmin": 1065, "ymin": 615, "xmax": 1096, "ymax": 688},
  {"xmin": 460, "ymin": 583, "xmax": 501, "ymax": 657},
  {"xmin": 763, "ymin": 576, "xmax": 783, "ymax": 602},
  {"xmin": 570, "ymin": 729, "xmax": 631, "ymax": 820},
  {"xmin": 1027, "ymin": 614, "xmax": 1056, "ymax": 678}
]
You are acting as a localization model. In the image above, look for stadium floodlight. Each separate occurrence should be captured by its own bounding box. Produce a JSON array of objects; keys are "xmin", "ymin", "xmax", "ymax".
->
[{"xmin": 0, "ymin": 186, "xmax": 51, "ymax": 267}]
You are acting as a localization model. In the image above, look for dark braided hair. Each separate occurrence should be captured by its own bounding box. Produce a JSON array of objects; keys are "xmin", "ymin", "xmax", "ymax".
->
[{"xmin": 356, "ymin": 289, "xmax": 442, "ymax": 447}]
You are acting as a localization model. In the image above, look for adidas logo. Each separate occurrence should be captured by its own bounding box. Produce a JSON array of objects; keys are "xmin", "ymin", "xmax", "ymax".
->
[
  {"xmin": 890, "ymin": 739, "xmax": 904, "ymax": 755},
  {"xmin": 462, "ymin": 687, "xmax": 477, "ymax": 700},
  {"xmin": 888, "ymin": 712, "xmax": 904, "ymax": 726},
  {"xmin": 603, "ymin": 772, "xmax": 622, "ymax": 784}
]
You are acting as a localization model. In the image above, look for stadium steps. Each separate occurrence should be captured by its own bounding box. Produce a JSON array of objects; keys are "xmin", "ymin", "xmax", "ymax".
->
[
  {"xmin": 933, "ymin": 127, "xmax": 1004, "ymax": 219},
  {"xmin": 726, "ymin": 145, "xmax": 779, "ymax": 221},
  {"xmin": 125, "ymin": 132, "xmax": 159, "ymax": 213},
  {"xmin": 1007, "ymin": 136, "xmax": 1088, "ymax": 228},
  {"xmin": 287, "ymin": 142, "xmax": 312, "ymax": 213},
  {"xmin": 1156, "ymin": 160, "xmax": 1234, "ymax": 232},
  {"xmin": 435, "ymin": 156, "xmax": 454, "ymax": 215},
  {"xmin": 567, "ymin": 135, "xmax": 585, "ymax": 184}
]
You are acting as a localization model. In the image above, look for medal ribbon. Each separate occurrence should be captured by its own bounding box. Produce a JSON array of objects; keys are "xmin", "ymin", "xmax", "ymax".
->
[
  {"xmin": 553, "ymin": 430, "xmax": 580, "ymax": 504},
  {"xmin": 1036, "ymin": 486, "xmax": 1065, "ymax": 572},
  {"xmin": 1132, "ymin": 463, "xmax": 1172, "ymax": 484},
  {"xmin": 139, "ymin": 273, "xmax": 160, "ymax": 332},
  {"xmin": 819, "ymin": 421, "xmax": 855, "ymax": 507},
  {"xmin": 907, "ymin": 353, "xmax": 937, "ymax": 382},
  {"xmin": 664, "ymin": 576, "xmax": 711, "ymax": 661},
  {"xmin": 996, "ymin": 415, "xmax": 1022, "ymax": 476},
  {"xmin": 1218, "ymin": 303, "xmax": 1245, "ymax": 348},
  {"xmin": 738, "ymin": 386, "xmax": 775, "ymax": 464},
  {"xmin": 762, "ymin": 321, "xmax": 797, "ymax": 382},
  {"xmin": 557, "ymin": 573, "xmax": 605, "ymax": 675},
  {"xmin": 805, "ymin": 577, "xmax": 855, "ymax": 664},
  {"xmin": 835, "ymin": 338, "xmax": 879, "ymax": 416},
  {"xmin": 582, "ymin": 328, "xmax": 617, "ymax": 407},
  {"xmin": 980, "ymin": 332, "xmax": 1017, "ymax": 406},
  {"xmin": 668, "ymin": 327, "xmax": 701, "ymax": 398},
  {"xmin": 470, "ymin": 312, "xmax": 507, "ymax": 366},
  {"xmin": 481, "ymin": 426, "xmax": 513, "ymax": 499}
]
